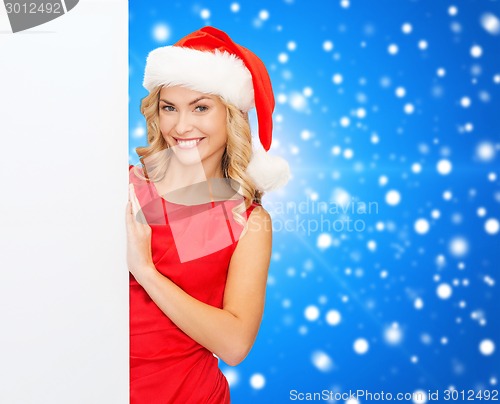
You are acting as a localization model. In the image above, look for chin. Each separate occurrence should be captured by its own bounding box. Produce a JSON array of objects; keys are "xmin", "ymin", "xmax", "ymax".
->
[{"xmin": 171, "ymin": 146, "xmax": 204, "ymax": 167}]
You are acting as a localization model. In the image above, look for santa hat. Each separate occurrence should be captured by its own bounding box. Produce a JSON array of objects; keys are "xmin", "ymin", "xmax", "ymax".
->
[{"xmin": 143, "ymin": 26, "xmax": 290, "ymax": 192}]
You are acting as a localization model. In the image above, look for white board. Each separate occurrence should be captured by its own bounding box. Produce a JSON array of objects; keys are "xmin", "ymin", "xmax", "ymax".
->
[{"xmin": 0, "ymin": 1, "xmax": 128, "ymax": 402}]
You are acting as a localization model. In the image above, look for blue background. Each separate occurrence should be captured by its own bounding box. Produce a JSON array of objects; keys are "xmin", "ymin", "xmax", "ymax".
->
[{"xmin": 129, "ymin": 1, "xmax": 500, "ymax": 403}]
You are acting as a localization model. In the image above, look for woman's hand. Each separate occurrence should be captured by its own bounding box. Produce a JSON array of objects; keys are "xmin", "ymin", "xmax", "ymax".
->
[{"xmin": 126, "ymin": 183, "xmax": 156, "ymax": 285}]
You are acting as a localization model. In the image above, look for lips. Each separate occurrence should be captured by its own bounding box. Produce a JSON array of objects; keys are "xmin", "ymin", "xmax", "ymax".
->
[{"xmin": 173, "ymin": 137, "xmax": 204, "ymax": 149}]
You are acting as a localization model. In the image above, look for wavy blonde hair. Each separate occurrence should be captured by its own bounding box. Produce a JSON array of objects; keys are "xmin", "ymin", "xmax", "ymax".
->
[{"xmin": 133, "ymin": 85, "xmax": 262, "ymax": 226}]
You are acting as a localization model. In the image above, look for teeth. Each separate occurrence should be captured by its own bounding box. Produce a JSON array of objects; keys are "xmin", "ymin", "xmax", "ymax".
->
[{"xmin": 176, "ymin": 138, "xmax": 201, "ymax": 148}]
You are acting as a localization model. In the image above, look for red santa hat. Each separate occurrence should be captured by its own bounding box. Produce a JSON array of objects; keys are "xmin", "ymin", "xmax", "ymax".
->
[{"xmin": 143, "ymin": 26, "xmax": 290, "ymax": 192}]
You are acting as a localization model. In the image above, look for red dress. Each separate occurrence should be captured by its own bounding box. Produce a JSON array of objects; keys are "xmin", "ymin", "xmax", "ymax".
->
[{"xmin": 129, "ymin": 165, "xmax": 259, "ymax": 403}]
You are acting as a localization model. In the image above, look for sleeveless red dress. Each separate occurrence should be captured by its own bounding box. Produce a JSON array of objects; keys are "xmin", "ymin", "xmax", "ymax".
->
[{"xmin": 129, "ymin": 165, "xmax": 259, "ymax": 404}]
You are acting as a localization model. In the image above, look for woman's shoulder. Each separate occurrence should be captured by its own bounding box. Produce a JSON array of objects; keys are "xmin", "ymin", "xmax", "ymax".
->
[
  {"xmin": 244, "ymin": 198, "xmax": 260, "ymax": 212},
  {"xmin": 245, "ymin": 199, "xmax": 271, "ymax": 223}
]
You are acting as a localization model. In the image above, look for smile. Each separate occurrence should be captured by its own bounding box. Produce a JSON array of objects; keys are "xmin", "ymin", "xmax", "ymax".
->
[{"xmin": 173, "ymin": 137, "xmax": 204, "ymax": 149}]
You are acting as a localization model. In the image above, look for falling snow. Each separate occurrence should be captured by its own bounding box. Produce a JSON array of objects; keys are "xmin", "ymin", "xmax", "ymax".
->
[
  {"xmin": 476, "ymin": 141, "xmax": 496, "ymax": 161},
  {"xmin": 152, "ymin": 23, "xmax": 170, "ymax": 42},
  {"xmin": 386, "ymin": 190, "xmax": 401, "ymax": 206},
  {"xmin": 485, "ymin": 218, "xmax": 499, "ymax": 235},
  {"xmin": 249, "ymin": 373, "xmax": 266, "ymax": 389},
  {"xmin": 353, "ymin": 338, "xmax": 369, "ymax": 354},
  {"xmin": 436, "ymin": 159, "xmax": 452, "ymax": 175},
  {"xmin": 481, "ymin": 12, "xmax": 500, "ymax": 35},
  {"xmin": 414, "ymin": 218, "xmax": 430, "ymax": 234},
  {"xmin": 479, "ymin": 339, "xmax": 496, "ymax": 356},
  {"xmin": 402, "ymin": 23, "xmax": 412, "ymax": 34},
  {"xmin": 384, "ymin": 323, "xmax": 404, "ymax": 345},
  {"xmin": 388, "ymin": 44, "xmax": 399, "ymax": 55},
  {"xmin": 437, "ymin": 283, "xmax": 453, "ymax": 300},
  {"xmin": 304, "ymin": 305, "xmax": 320, "ymax": 321},
  {"xmin": 230, "ymin": 3, "xmax": 240, "ymax": 13},
  {"xmin": 332, "ymin": 73, "xmax": 343, "ymax": 84},
  {"xmin": 323, "ymin": 40, "xmax": 334, "ymax": 51},
  {"xmin": 311, "ymin": 351, "xmax": 334, "ymax": 372},
  {"xmin": 325, "ymin": 309, "xmax": 342, "ymax": 325}
]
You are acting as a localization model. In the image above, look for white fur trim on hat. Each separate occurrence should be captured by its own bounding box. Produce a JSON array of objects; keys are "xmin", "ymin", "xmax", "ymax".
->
[
  {"xmin": 246, "ymin": 143, "xmax": 291, "ymax": 192},
  {"xmin": 143, "ymin": 46, "xmax": 255, "ymax": 112}
]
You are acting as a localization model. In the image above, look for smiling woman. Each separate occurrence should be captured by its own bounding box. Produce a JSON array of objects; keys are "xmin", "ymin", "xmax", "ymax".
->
[
  {"xmin": 126, "ymin": 26, "xmax": 290, "ymax": 404},
  {"xmin": 158, "ymin": 86, "xmax": 229, "ymax": 176}
]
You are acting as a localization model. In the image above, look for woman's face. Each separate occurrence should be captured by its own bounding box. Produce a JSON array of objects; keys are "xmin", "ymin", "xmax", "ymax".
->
[{"xmin": 158, "ymin": 85, "xmax": 228, "ymax": 175}]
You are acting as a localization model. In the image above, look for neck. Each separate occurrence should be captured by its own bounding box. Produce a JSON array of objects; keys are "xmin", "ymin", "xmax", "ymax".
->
[{"xmin": 161, "ymin": 157, "xmax": 224, "ymax": 193}]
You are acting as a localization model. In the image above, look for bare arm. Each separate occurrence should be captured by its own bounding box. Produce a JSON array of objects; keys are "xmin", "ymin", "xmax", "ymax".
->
[{"xmin": 135, "ymin": 206, "xmax": 272, "ymax": 366}]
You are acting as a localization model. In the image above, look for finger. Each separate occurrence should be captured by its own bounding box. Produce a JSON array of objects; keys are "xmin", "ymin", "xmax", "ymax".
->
[
  {"xmin": 128, "ymin": 185, "xmax": 138, "ymax": 218},
  {"xmin": 131, "ymin": 186, "xmax": 145, "ymax": 221},
  {"xmin": 125, "ymin": 201, "xmax": 133, "ymax": 225},
  {"xmin": 129, "ymin": 184, "xmax": 141, "ymax": 215},
  {"xmin": 129, "ymin": 184, "xmax": 148, "ymax": 225}
]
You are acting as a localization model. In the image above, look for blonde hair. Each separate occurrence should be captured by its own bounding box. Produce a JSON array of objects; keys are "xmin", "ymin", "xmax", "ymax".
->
[{"xmin": 133, "ymin": 86, "xmax": 263, "ymax": 225}]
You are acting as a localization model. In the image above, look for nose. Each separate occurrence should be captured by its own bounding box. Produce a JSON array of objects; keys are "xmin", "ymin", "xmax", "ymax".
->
[{"xmin": 174, "ymin": 111, "xmax": 194, "ymax": 136}]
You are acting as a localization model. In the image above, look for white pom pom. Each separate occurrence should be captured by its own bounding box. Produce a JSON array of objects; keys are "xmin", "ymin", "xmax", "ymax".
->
[{"xmin": 246, "ymin": 146, "xmax": 290, "ymax": 192}]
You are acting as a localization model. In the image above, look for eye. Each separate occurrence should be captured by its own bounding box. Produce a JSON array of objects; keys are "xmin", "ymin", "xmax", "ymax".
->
[
  {"xmin": 161, "ymin": 105, "xmax": 176, "ymax": 112},
  {"xmin": 194, "ymin": 105, "xmax": 209, "ymax": 112}
]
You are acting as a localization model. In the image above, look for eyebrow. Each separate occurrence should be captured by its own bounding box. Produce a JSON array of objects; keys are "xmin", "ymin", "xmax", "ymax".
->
[{"xmin": 159, "ymin": 96, "xmax": 212, "ymax": 106}]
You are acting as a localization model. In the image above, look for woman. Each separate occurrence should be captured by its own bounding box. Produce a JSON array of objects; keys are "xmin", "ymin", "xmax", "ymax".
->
[{"xmin": 126, "ymin": 26, "xmax": 289, "ymax": 403}]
